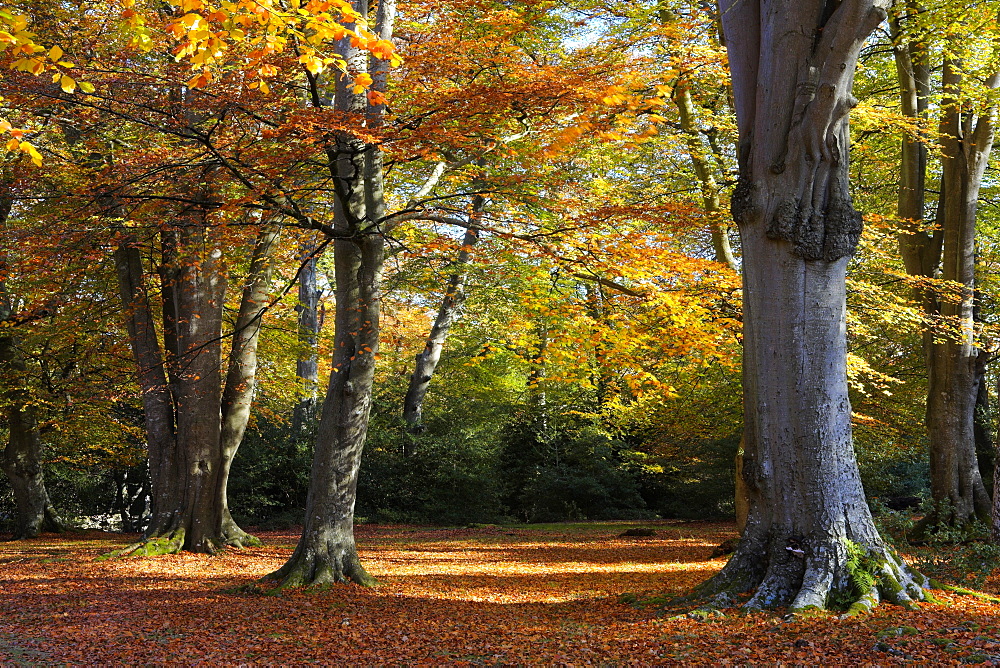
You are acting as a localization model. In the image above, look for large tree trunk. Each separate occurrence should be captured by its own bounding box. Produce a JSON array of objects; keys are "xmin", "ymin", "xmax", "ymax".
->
[
  {"xmin": 402, "ymin": 195, "xmax": 483, "ymax": 442},
  {"xmin": 267, "ymin": 0, "xmax": 393, "ymax": 588},
  {"xmin": 697, "ymin": 0, "xmax": 927, "ymax": 612},
  {"xmin": 114, "ymin": 217, "xmax": 277, "ymax": 554},
  {"xmin": 0, "ymin": 194, "xmax": 63, "ymax": 539}
]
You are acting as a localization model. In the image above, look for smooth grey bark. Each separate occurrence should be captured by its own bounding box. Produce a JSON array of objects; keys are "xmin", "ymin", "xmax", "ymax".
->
[
  {"xmin": 293, "ymin": 239, "xmax": 321, "ymax": 434},
  {"xmin": 0, "ymin": 193, "xmax": 63, "ymax": 539},
  {"xmin": 697, "ymin": 0, "xmax": 926, "ymax": 612},
  {"xmin": 402, "ymin": 194, "xmax": 484, "ymax": 441},
  {"xmin": 267, "ymin": 0, "xmax": 393, "ymax": 588},
  {"xmin": 113, "ymin": 219, "xmax": 279, "ymax": 554}
]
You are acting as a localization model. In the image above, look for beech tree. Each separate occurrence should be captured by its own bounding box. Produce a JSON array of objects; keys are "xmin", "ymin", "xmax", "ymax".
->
[
  {"xmin": 696, "ymin": 0, "xmax": 928, "ymax": 611},
  {"xmin": 891, "ymin": 6, "xmax": 999, "ymax": 533}
]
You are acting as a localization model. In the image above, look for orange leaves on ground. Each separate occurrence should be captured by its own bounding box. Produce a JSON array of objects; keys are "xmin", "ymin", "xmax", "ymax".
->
[{"xmin": 1, "ymin": 523, "xmax": 998, "ymax": 664}]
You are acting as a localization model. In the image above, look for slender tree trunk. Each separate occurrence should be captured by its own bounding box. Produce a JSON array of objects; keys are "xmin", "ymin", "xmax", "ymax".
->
[
  {"xmin": 114, "ymin": 236, "xmax": 179, "ymax": 537},
  {"xmin": 0, "ymin": 194, "xmax": 63, "ymax": 539},
  {"xmin": 402, "ymin": 195, "xmax": 483, "ymax": 441},
  {"xmin": 293, "ymin": 238, "xmax": 321, "ymax": 435},
  {"xmin": 673, "ymin": 82, "xmax": 737, "ymax": 270},
  {"xmin": 219, "ymin": 225, "xmax": 281, "ymax": 546},
  {"xmin": 267, "ymin": 0, "xmax": 394, "ymax": 588},
  {"xmin": 697, "ymin": 0, "xmax": 926, "ymax": 612}
]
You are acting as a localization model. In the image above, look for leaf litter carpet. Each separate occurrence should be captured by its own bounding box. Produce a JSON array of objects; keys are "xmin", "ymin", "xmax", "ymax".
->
[{"xmin": 1, "ymin": 521, "xmax": 999, "ymax": 664}]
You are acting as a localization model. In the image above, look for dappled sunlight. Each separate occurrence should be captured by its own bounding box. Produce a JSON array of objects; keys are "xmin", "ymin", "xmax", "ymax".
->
[{"xmin": 2, "ymin": 522, "xmax": 999, "ymax": 664}]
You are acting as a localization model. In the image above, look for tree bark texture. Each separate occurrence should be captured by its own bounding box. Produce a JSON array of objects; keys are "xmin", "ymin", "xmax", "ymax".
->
[
  {"xmin": 0, "ymin": 193, "xmax": 63, "ymax": 539},
  {"xmin": 0, "ymin": 333, "xmax": 64, "ymax": 539},
  {"xmin": 402, "ymin": 195, "xmax": 483, "ymax": 441},
  {"xmin": 701, "ymin": 0, "xmax": 927, "ymax": 612},
  {"xmin": 113, "ymin": 221, "xmax": 278, "ymax": 554},
  {"xmin": 267, "ymin": 0, "xmax": 394, "ymax": 588}
]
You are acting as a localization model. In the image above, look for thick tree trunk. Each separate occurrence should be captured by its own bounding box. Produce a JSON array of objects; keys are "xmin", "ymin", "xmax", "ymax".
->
[
  {"xmin": 114, "ymin": 218, "xmax": 274, "ymax": 554},
  {"xmin": 292, "ymin": 239, "xmax": 321, "ymax": 435},
  {"xmin": 698, "ymin": 0, "xmax": 926, "ymax": 612},
  {"xmin": 152, "ymin": 221, "xmax": 228, "ymax": 552},
  {"xmin": 267, "ymin": 0, "xmax": 394, "ymax": 588},
  {"xmin": 402, "ymin": 195, "xmax": 483, "ymax": 441},
  {"xmin": 2, "ymin": 402, "xmax": 64, "ymax": 539},
  {"xmin": 268, "ymin": 233, "xmax": 382, "ymax": 587}
]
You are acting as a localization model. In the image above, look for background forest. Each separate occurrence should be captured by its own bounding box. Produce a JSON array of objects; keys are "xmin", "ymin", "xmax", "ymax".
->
[{"xmin": 0, "ymin": 0, "xmax": 996, "ymax": 540}]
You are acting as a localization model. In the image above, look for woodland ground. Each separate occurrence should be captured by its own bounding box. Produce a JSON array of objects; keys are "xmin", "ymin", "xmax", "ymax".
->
[{"xmin": 0, "ymin": 520, "xmax": 998, "ymax": 665}]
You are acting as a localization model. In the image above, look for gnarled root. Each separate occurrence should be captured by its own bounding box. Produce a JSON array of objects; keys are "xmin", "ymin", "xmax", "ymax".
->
[
  {"xmin": 263, "ymin": 542, "xmax": 377, "ymax": 591},
  {"xmin": 685, "ymin": 533, "xmax": 928, "ymax": 616},
  {"xmin": 99, "ymin": 528, "xmax": 189, "ymax": 560},
  {"xmin": 221, "ymin": 510, "xmax": 261, "ymax": 548}
]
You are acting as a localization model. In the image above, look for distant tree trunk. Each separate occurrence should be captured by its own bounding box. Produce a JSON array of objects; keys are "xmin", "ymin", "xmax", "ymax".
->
[
  {"xmin": 921, "ymin": 56, "xmax": 997, "ymax": 530},
  {"xmin": 893, "ymin": 13, "xmax": 997, "ymax": 534},
  {"xmin": 696, "ymin": 0, "xmax": 927, "ymax": 612},
  {"xmin": 0, "ymin": 193, "xmax": 63, "ymax": 539},
  {"xmin": 402, "ymin": 195, "xmax": 483, "ymax": 443},
  {"xmin": 266, "ymin": 0, "xmax": 394, "ymax": 588},
  {"xmin": 672, "ymin": 81, "xmax": 737, "ymax": 270},
  {"xmin": 113, "ymin": 219, "xmax": 278, "ymax": 554},
  {"xmin": 293, "ymin": 238, "xmax": 321, "ymax": 435},
  {"xmin": 219, "ymin": 225, "xmax": 281, "ymax": 544}
]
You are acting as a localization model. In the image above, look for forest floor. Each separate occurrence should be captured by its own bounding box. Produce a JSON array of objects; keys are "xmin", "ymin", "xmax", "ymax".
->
[{"xmin": 1, "ymin": 520, "xmax": 999, "ymax": 665}]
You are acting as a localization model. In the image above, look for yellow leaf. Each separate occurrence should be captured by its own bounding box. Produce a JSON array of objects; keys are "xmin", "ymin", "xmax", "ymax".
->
[
  {"xmin": 79, "ymin": 81, "xmax": 95, "ymax": 93},
  {"xmin": 59, "ymin": 74, "xmax": 75, "ymax": 93},
  {"xmin": 47, "ymin": 45, "xmax": 63, "ymax": 61}
]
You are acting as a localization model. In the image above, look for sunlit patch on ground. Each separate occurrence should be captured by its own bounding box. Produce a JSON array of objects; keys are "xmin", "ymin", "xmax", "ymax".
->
[{"xmin": 0, "ymin": 521, "xmax": 998, "ymax": 664}]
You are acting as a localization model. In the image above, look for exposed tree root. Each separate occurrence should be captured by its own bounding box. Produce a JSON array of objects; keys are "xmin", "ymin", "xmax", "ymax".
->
[
  {"xmin": 928, "ymin": 580, "xmax": 1000, "ymax": 604},
  {"xmin": 97, "ymin": 520, "xmax": 257, "ymax": 559},
  {"xmin": 682, "ymin": 534, "xmax": 928, "ymax": 616},
  {"xmin": 262, "ymin": 542, "xmax": 378, "ymax": 592},
  {"xmin": 221, "ymin": 511, "xmax": 261, "ymax": 548},
  {"xmin": 99, "ymin": 529, "xmax": 189, "ymax": 560}
]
